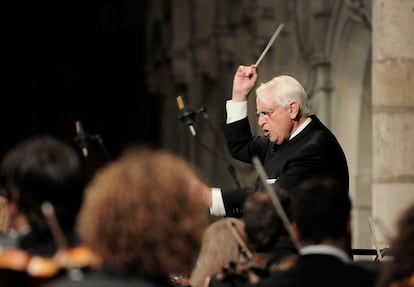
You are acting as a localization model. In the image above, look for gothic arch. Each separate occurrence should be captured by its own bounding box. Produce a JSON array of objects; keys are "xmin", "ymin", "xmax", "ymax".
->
[{"xmin": 326, "ymin": 1, "xmax": 372, "ymax": 248}]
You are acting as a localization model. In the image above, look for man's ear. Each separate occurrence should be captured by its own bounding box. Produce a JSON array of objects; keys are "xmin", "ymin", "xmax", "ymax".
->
[{"xmin": 289, "ymin": 102, "xmax": 300, "ymax": 120}]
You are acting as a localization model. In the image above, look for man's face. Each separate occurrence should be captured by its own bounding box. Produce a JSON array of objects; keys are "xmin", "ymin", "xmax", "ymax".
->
[{"xmin": 256, "ymin": 97, "xmax": 294, "ymax": 145}]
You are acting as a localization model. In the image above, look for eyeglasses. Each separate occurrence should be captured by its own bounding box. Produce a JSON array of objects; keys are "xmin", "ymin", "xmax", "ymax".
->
[{"xmin": 255, "ymin": 106, "xmax": 280, "ymax": 119}]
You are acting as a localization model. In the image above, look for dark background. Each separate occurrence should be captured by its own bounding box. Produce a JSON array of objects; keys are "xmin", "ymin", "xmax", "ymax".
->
[{"xmin": 3, "ymin": 0, "xmax": 158, "ymax": 162}]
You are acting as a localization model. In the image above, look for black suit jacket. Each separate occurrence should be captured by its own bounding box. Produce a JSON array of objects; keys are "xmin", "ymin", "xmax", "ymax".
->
[
  {"xmin": 255, "ymin": 254, "xmax": 378, "ymax": 287},
  {"xmin": 222, "ymin": 115, "xmax": 349, "ymax": 217}
]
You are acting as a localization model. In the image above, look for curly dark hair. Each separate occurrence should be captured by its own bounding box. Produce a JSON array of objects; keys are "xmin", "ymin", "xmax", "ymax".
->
[{"xmin": 77, "ymin": 147, "xmax": 208, "ymax": 280}]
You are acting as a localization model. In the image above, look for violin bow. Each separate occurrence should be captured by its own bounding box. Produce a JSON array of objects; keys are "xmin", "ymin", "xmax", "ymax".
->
[
  {"xmin": 225, "ymin": 219, "xmax": 255, "ymax": 262},
  {"xmin": 41, "ymin": 201, "xmax": 87, "ymax": 281},
  {"xmin": 252, "ymin": 156, "xmax": 301, "ymax": 251},
  {"xmin": 41, "ymin": 201, "xmax": 68, "ymax": 250}
]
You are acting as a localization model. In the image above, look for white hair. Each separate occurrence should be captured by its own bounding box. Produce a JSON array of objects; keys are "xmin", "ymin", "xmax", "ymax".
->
[{"xmin": 256, "ymin": 75, "xmax": 310, "ymax": 116}]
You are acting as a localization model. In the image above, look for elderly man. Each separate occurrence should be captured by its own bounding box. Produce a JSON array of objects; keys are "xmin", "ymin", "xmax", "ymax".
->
[{"xmin": 202, "ymin": 65, "xmax": 349, "ymax": 217}]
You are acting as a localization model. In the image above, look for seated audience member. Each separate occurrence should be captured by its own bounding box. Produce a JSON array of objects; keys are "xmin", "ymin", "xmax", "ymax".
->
[
  {"xmin": 377, "ymin": 202, "xmax": 414, "ymax": 287},
  {"xmin": 209, "ymin": 187, "xmax": 298, "ymax": 287},
  {"xmin": 254, "ymin": 177, "xmax": 378, "ymax": 287},
  {"xmin": 46, "ymin": 147, "xmax": 209, "ymax": 287},
  {"xmin": 188, "ymin": 218, "xmax": 248, "ymax": 287}
]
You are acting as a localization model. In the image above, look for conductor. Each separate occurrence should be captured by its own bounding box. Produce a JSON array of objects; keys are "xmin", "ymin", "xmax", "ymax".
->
[{"xmin": 200, "ymin": 65, "xmax": 349, "ymax": 217}]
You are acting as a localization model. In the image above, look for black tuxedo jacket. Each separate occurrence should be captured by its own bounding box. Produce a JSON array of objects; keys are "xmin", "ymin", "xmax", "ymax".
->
[
  {"xmin": 222, "ymin": 115, "xmax": 349, "ymax": 217},
  {"xmin": 255, "ymin": 254, "xmax": 378, "ymax": 287}
]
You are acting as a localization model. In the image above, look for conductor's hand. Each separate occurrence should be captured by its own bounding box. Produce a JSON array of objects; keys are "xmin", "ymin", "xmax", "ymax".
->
[{"xmin": 232, "ymin": 65, "xmax": 258, "ymax": 102}]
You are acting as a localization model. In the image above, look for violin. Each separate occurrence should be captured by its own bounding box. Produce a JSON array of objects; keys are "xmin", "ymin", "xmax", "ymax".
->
[
  {"xmin": 53, "ymin": 245, "xmax": 101, "ymax": 271},
  {"xmin": 0, "ymin": 201, "xmax": 101, "ymax": 286},
  {"xmin": 0, "ymin": 244, "xmax": 101, "ymax": 287},
  {"xmin": 0, "ymin": 248, "xmax": 60, "ymax": 278},
  {"xmin": 0, "ymin": 245, "xmax": 101, "ymax": 277},
  {"xmin": 215, "ymin": 219, "xmax": 298, "ymax": 284},
  {"xmin": 215, "ymin": 253, "xmax": 297, "ymax": 283}
]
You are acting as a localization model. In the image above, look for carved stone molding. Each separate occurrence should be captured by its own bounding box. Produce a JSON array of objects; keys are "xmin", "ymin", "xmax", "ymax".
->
[{"xmin": 344, "ymin": 0, "xmax": 372, "ymax": 29}]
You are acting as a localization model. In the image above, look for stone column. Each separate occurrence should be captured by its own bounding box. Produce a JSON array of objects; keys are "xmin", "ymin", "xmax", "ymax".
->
[{"xmin": 372, "ymin": 0, "xmax": 414, "ymax": 243}]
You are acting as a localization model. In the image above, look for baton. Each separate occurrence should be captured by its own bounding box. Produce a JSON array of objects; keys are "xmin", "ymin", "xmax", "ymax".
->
[{"xmin": 254, "ymin": 23, "xmax": 285, "ymax": 67}]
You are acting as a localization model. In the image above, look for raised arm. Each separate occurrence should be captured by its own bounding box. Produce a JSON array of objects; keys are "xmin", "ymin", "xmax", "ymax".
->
[{"xmin": 231, "ymin": 65, "xmax": 258, "ymax": 102}]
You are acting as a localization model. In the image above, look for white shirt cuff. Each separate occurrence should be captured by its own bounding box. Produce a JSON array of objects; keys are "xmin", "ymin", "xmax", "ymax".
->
[
  {"xmin": 209, "ymin": 188, "xmax": 226, "ymax": 216},
  {"xmin": 226, "ymin": 100, "xmax": 248, "ymax": 124}
]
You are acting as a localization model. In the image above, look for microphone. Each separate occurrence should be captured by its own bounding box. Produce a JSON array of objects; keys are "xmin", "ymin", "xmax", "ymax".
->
[
  {"xmin": 75, "ymin": 121, "xmax": 89, "ymax": 158},
  {"xmin": 176, "ymin": 95, "xmax": 197, "ymax": 136}
]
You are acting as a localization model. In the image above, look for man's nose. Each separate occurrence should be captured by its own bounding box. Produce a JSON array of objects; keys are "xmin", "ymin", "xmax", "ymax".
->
[{"xmin": 257, "ymin": 115, "xmax": 265, "ymax": 126}]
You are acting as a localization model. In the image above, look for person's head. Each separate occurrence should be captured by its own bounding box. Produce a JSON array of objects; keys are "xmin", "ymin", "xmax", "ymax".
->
[
  {"xmin": 189, "ymin": 217, "xmax": 247, "ymax": 287},
  {"xmin": 243, "ymin": 187, "xmax": 292, "ymax": 253},
  {"xmin": 0, "ymin": 135, "xmax": 84, "ymax": 234},
  {"xmin": 291, "ymin": 177, "xmax": 351, "ymax": 247},
  {"xmin": 255, "ymin": 75, "xmax": 310, "ymax": 144},
  {"xmin": 76, "ymin": 147, "xmax": 208, "ymax": 280}
]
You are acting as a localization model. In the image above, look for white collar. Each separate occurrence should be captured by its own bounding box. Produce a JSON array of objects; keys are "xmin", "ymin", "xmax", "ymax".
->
[
  {"xmin": 289, "ymin": 117, "xmax": 312, "ymax": 140},
  {"xmin": 300, "ymin": 244, "xmax": 351, "ymax": 263}
]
